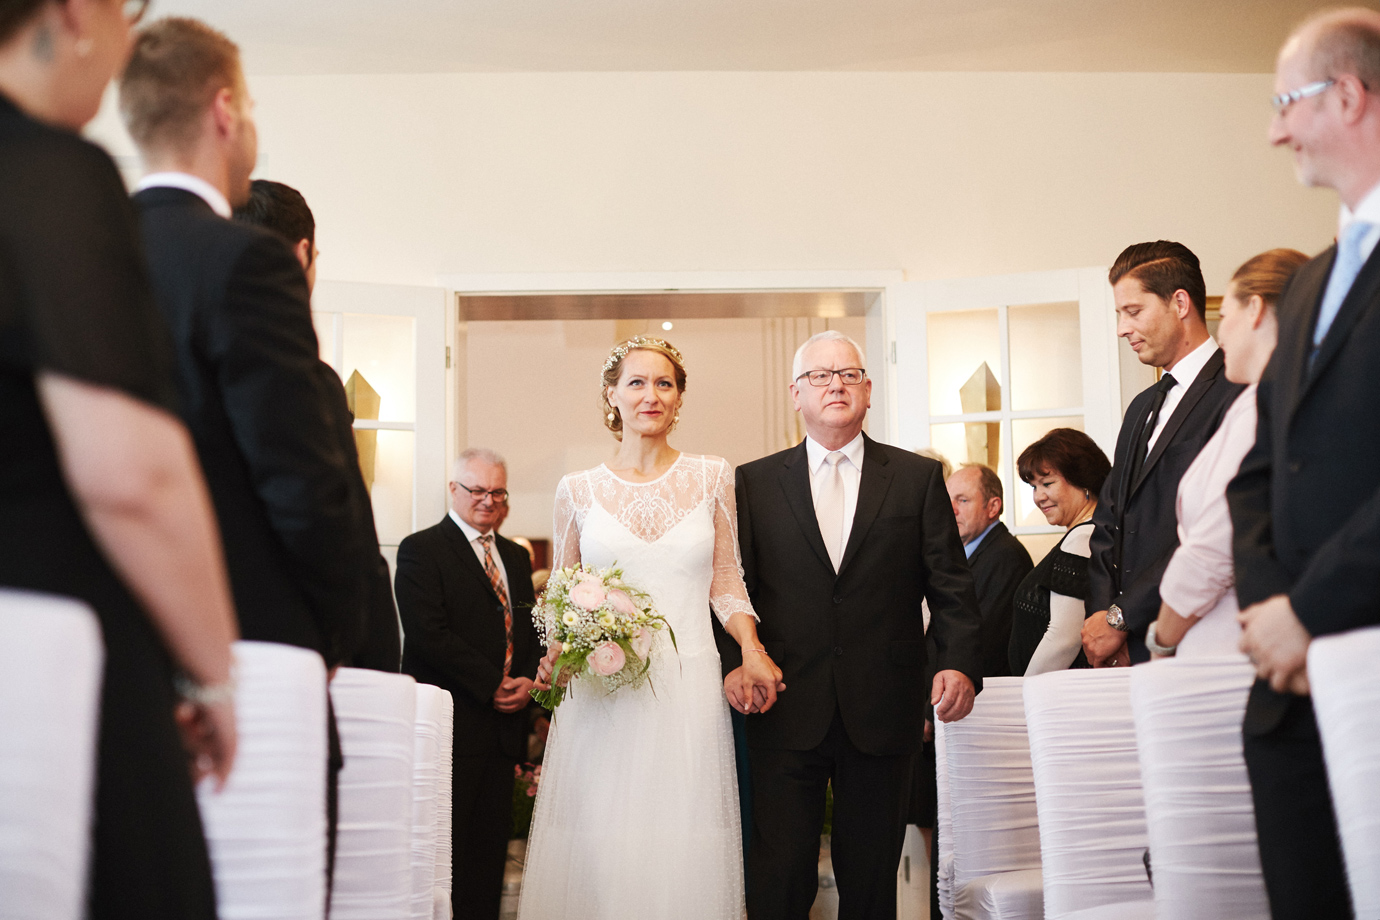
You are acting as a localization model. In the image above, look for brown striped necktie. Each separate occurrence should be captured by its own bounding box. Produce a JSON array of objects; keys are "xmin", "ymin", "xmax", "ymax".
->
[{"xmin": 478, "ymin": 534, "xmax": 513, "ymax": 676}]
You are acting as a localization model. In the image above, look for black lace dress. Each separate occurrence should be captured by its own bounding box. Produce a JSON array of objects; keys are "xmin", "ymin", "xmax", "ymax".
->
[{"xmin": 1008, "ymin": 522, "xmax": 1094, "ymax": 675}]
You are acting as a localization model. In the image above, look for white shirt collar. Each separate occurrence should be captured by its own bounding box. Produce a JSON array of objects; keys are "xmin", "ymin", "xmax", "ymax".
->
[
  {"xmin": 805, "ymin": 431, "xmax": 865, "ymax": 473},
  {"xmin": 1163, "ymin": 335, "xmax": 1218, "ymax": 388},
  {"xmin": 448, "ymin": 508, "xmax": 492, "ymax": 543},
  {"xmin": 1340, "ymin": 179, "xmax": 1380, "ymax": 231},
  {"xmin": 135, "ymin": 172, "xmax": 233, "ymax": 219}
]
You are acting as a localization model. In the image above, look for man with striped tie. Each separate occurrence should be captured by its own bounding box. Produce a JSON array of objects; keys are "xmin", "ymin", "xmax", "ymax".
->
[{"xmin": 396, "ymin": 447, "xmax": 540, "ymax": 920}]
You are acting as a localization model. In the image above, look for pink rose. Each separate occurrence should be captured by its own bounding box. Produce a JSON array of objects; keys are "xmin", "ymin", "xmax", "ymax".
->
[
  {"xmin": 525, "ymin": 785, "xmax": 537, "ymax": 797},
  {"xmin": 608, "ymin": 588, "xmax": 637, "ymax": 616},
  {"xmin": 569, "ymin": 577, "xmax": 607, "ymax": 611},
  {"xmin": 587, "ymin": 641, "xmax": 626, "ymax": 677},
  {"xmin": 630, "ymin": 626, "xmax": 653, "ymax": 660}
]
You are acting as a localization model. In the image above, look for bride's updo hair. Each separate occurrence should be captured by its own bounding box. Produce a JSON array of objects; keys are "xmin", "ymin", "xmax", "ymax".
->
[{"xmin": 601, "ymin": 336, "xmax": 687, "ymax": 440}]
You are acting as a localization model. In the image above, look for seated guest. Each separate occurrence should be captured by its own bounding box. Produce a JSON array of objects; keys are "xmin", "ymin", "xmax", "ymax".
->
[
  {"xmin": 948, "ymin": 463, "xmax": 1034, "ymax": 677},
  {"xmin": 1147, "ymin": 248, "xmax": 1308, "ymax": 660},
  {"xmin": 1009, "ymin": 428, "xmax": 1111, "ymax": 675}
]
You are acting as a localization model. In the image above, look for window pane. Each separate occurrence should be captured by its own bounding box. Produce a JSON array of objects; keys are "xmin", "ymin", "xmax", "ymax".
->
[
  {"xmin": 1009, "ymin": 302, "xmax": 1082, "ymax": 411},
  {"xmin": 927, "ymin": 309, "xmax": 1001, "ymax": 416},
  {"xmin": 366, "ymin": 429, "xmax": 415, "ymax": 546},
  {"xmin": 1010, "ymin": 415, "xmax": 1084, "ymax": 527},
  {"xmin": 342, "ymin": 313, "xmax": 416, "ymax": 423},
  {"xmin": 312, "ymin": 311, "xmax": 337, "ymax": 371}
]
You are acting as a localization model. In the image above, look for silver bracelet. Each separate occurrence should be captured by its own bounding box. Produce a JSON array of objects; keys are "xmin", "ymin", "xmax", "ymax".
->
[
  {"xmin": 1144, "ymin": 620, "xmax": 1178, "ymax": 657},
  {"xmin": 174, "ymin": 672, "xmax": 237, "ymax": 706}
]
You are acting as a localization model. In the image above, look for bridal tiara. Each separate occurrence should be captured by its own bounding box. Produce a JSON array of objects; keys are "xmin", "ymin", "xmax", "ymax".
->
[{"xmin": 601, "ymin": 336, "xmax": 685, "ymax": 379}]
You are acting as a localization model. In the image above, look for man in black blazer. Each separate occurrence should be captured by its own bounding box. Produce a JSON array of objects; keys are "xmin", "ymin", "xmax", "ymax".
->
[
  {"xmin": 396, "ymin": 449, "xmax": 540, "ymax": 920},
  {"xmin": 1082, "ymin": 241, "xmax": 1243, "ymax": 667},
  {"xmin": 947, "ymin": 464, "xmax": 1033, "ymax": 677},
  {"xmin": 724, "ymin": 331, "xmax": 983, "ymax": 920},
  {"xmin": 1226, "ymin": 12, "xmax": 1380, "ymax": 919}
]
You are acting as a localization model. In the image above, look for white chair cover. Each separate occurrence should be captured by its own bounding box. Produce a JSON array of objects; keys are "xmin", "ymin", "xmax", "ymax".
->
[
  {"xmin": 954, "ymin": 868, "xmax": 1044, "ymax": 920},
  {"xmin": 1023, "ymin": 668, "xmax": 1151, "ymax": 920},
  {"xmin": 432, "ymin": 689, "xmax": 454, "ymax": 920},
  {"xmin": 935, "ymin": 709, "xmax": 955, "ymax": 919},
  {"xmin": 1310, "ymin": 626, "xmax": 1380, "ymax": 920},
  {"xmin": 197, "ymin": 640, "xmax": 328, "ymax": 920},
  {"xmin": 1129, "ymin": 656, "xmax": 1268, "ymax": 920},
  {"xmin": 0, "ymin": 590, "xmax": 103, "ymax": 920},
  {"xmin": 410, "ymin": 685, "xmax": 449, "ymax": 920},
  {"xmin": 329, "ymin": 668, "xmax": 418, "ymax": 920},
  {"xmin": 942, "ymin": 677, "xmax": 1043, "ymax": 920}
]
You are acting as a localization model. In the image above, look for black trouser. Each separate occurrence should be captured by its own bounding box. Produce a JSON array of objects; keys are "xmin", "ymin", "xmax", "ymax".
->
[
  {"xmin": 326, "ymin": 696, "xmax": 342, "ymax": 906},
  {"xmin": 747, "ymin": 710, "xmax": 912, "ymax": 920},
  {"xmin": 452, "ymin": 754, "xmax": 516, "ymax": 920},
  {"xmin": 1243, "ymin": 694, "xmax": 1353, "ymax": 920}
]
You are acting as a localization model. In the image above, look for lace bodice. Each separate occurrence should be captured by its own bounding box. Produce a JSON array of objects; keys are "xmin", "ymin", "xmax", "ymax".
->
[{"xmin": 551, "ymin": 454, "xmax": 757, "ymax": 628}]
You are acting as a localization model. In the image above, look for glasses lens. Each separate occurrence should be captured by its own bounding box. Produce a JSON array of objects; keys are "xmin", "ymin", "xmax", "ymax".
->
[{"xmin": 840, "ymin": 370, "xmax": 865, "ymax": 384}]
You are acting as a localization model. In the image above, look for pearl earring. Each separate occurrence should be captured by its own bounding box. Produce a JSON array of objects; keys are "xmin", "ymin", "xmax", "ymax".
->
[{"xmin": 607, "ymin": 411, "xmax": 616, "ymax": 423}]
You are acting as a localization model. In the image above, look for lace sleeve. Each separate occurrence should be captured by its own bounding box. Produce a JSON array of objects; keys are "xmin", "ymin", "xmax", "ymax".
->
[
  {"xmin": 708, "ymin": 458, "xmax": 759, "ymax": 627},
  {"xmin": 551, "ymin": 475, "xmax": 583, "ymax": 571}
]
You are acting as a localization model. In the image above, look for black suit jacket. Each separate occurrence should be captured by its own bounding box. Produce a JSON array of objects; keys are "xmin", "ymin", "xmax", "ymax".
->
[
  {"xmin": 728, "ymin": 434, "xmax": 984, "ymax": 757},
  {"xmin": 1229, "ymin": 243, "xmax": 1380, "ymax": 733},
  {"xmin": 1087, "ymin": 347, "xmax": 1243, "ymax": 636},
  {"xmin": 395, "ymin": 516, "xmax": 540, "ymax": 760},
  {"xmin": 134, "ymin": 187, "xmax": 373, "ymax": 666},
  {"xmin": 967, "ymin": 522, "xmax": 1034, "ymax": 678}
]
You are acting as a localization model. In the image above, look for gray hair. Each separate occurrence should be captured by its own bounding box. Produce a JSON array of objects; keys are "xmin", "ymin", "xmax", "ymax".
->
[
  {"xmin": 791, "ymin": 330, "xmax": 867, "ymax": 382},
  {"xmin": 451, "ymin": 448, "xmax": 506, "ymax": 482},
  {"xmin": 913, "ymin": 448, "xmax": 953, "ymax": 480}
]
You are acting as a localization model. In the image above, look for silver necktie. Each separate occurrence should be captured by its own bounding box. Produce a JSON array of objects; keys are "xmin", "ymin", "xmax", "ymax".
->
[{"xmin": 817, "ymin": 451, "xmax": 846, "ymax": 571}]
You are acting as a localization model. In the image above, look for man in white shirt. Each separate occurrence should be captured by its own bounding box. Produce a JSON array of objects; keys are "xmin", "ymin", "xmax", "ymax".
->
[{"xmin": 1082, "ymin": 241, "xmax": 1243, "ymax": 667}]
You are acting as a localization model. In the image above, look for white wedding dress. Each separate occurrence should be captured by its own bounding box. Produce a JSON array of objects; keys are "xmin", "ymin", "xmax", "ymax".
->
[{"xmin": 517, "ymin": 454, "xmax": 755, "ymax": 920}]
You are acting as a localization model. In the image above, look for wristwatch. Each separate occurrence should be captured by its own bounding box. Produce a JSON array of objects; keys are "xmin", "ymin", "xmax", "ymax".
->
[
  {"xmin": 1106, "ymin": 604, "xmax": 1131, "ymax": 632},
  {"xmin": 1144, "ymin": 620, "xmax": 1178, "ymax": 657}
]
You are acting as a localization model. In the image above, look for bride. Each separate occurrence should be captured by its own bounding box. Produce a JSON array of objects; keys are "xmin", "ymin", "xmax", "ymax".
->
[{"xmin": 519, "ymin": 336, "xmax": 783, "ymax": 919}]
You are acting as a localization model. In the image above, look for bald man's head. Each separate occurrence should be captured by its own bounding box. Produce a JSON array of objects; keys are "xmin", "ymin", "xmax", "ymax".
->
[{"xmin": 1283, "ymin": 8, "xmax": 1380, "ymax": 86}]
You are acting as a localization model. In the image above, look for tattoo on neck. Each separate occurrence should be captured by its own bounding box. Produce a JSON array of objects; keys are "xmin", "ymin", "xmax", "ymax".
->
[{"xmin": 33, "ymin": 23, "xmax": 55, "ymax": 63}]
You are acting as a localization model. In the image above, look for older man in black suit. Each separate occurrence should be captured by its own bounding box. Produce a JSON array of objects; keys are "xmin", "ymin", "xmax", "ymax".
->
[
  {"xmin": 947, "ymin": 464, "xmax": 1032, "ymax": 677},
  {"xmin": 396, "ymin": 448, "xmax": 540, "ymax": 920},
  {"xmin": 1227, "ymin": 10, "xmax": 1380, "ymax": 919},
  {"xmin": 724, "ymin": 330, "xmax": 983, "ymax": 920},
  {"xmin": 1081, "ymin": 241, "xmax": 1243, "ymax": 667}
]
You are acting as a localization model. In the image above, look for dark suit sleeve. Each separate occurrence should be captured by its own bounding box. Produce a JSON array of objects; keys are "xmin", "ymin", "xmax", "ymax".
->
[
  {"xmin": 722, "ymin": 465, "xmax": 754, "ymax": 676},
  {"xmin": 394, "ymin": 535, "xmax": 505, "ymax": 704},
  {"xmin": 1286, "ymin": 478, "xmax": 1380, "ymax": 636},
  {"xmin": 974, "ymin": 540, "xmax": 1032, "ymax": 677},
  {"xmin": 506, "ymin": 546, "xmax": 542, "ymax": 681},
  {"xmin": 349, "ymin": 555, "xmax": 402, "ymax": 672},
  {"xmin": 1228, "ymin": 375, "xmax": 1295, "ymax": 608},
  {"xmin": 207, "ymin": 236, "xmax": 370, "ymax": 666},
  {"xmin": 920, "ymin": 461, "xmax": 984, "ymax": 690}
]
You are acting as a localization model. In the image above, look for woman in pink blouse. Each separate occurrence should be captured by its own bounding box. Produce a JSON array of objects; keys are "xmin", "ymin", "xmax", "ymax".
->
[{"xmin": 1148, "ymin": 249, "xmax": 1309, "ymax": 659}]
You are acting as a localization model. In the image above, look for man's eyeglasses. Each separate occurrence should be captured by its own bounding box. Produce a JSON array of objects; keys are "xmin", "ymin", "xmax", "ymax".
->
[
  {"xmin": 795, "ymin": 368, "xmax": 867, "ymax": 387},
  {"xmin": 455, "ymin": 483, "xmax": 509, "ymax": 503},
  {"xmin": 1271, "ymin": 79, "xmax": 1336, "ymax": 114}
]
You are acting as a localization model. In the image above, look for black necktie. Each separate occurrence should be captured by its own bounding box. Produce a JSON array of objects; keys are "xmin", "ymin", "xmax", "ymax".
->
[{"xmin": 1126, "ymin": 372, "xmax": 1177, "ymax": 488}]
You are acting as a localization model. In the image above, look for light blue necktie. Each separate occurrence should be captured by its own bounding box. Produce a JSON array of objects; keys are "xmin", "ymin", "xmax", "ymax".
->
[{"xmin": 1314, "ymin": 220, "xmax": 1374, "ymax": 347}]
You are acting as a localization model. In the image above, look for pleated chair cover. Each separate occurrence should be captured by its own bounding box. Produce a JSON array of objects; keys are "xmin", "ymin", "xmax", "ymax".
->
[
  {"xmin": 935, "ymin": 707, "xmax": 955, "ymax": 919},
  {"xmin": 0, "ymin": 590, "xmax": 103, "ymax": 920},
  {"xmin": 330, "ymin": 668, "xmax": 418, "ymax": 920},
  {"xmin": 1310, "ymin": 626, "xmax": 1380, "ymax": 920},
  {"xmin": 197, "ymin": 641, "xmax": 328, "ymax": 920},
  {"xmin": 1129, "ymin": 657, "xmax": 1268, "ymax": 920},
  {"xmin": 431, "ymin": 688, "xmax": 454, "ymax": 920},
  {"xmin": 1023, "ymin": 668, "xmax": 1152, "ymax": 920},
  {"xmin": 410, "ymin": 685, "xmax": 449, "ymax": 920},
  {"xmin": 944, "ymin": 676, "xmax": 1044, "ymax": 920}
]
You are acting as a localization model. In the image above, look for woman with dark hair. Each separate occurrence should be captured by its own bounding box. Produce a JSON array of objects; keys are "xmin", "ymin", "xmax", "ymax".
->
[
  {"xmin": 1, "ymin": 1, "xmax": 238, "ymax": 915},
  {"xmin": 1008, "ymin": 428, "xmax": 1112, "ymax": 675},
  {"xmin": 1146, "ymin": 248, "xmax": 1309, "ymax": 659}
]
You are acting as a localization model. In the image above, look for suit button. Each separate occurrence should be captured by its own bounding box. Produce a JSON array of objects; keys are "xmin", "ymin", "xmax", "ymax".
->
[
  {"xmin": 834, "ymin": 646, "xmax": 844, "ymax": 657},
  {"xmin": 1288, "ymin": 460, "xmax": 1302, "ymax": 473},
  {"xmin": 833, "ymin": 596, "xmax": 842, "ymax": 604}
]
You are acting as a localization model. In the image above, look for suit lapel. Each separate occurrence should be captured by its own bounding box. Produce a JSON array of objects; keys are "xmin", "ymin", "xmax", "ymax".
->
[
  {"xmin": 966, "ymin": 521, "xmax": 1005, "ymax": 564},
  {"xmin": 837, "ymin": 435, "xmax": 894, "ymax": 576},
  {"xmin": 440, "ymin": 516, "xmax": 500, "ymax": 604},
  {"xmin": 1131, "ymin": 348, "xmax": 1225, "ymax": 496},
  {"xmin": 1301, "ymin": 242, "xmax": 1380, "ymax": 400},
  {"xmin": 778, "ymin": 441, "xmax": 835, "ymax": 573},
  {"xmin": 1277, "ymin": 252, "xmax": 1331, "ymax": 428}
]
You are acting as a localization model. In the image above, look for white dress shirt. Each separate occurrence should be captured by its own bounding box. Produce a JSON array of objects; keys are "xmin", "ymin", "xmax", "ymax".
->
[
  {"xmin": 134, "ymin": 172, "xmax": 233, "ymax": 218},
  {"xmin": 805, "ymin": 432, "xmax": 865, "ymax": 553},
  {"xmin": 1338, "ymin": 180, "xmax": 1380, "ymax": 266},
  {"xmin": 449, "ymin": 509, "xmax": 510, "ymax": 596},
  {"xmin": 1147, "ymin": 336, "xmax": 1219, "ymax": 453}
]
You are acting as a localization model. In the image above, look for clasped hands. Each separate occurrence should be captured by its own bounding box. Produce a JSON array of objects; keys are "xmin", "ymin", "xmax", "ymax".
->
[
  {"xmin": 1238, "ymin": 593, "xmax": 1311, "ymax": 695},
  {"xmin": 724, "ymin": 651, "xmax": 786, "ymax": 714}
]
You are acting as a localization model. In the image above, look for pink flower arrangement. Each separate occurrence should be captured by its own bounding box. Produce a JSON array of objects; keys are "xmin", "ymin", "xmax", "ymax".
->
[
  {"xmin": 569, "ymin": 576, "xmax": 607, "ymax": 611},
  {"xmin": 587, "ymin": 641, "xmax": 626, "ymax": 677}
]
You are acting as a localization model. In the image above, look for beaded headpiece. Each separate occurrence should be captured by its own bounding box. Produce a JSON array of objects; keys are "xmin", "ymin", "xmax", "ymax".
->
[{"xmin": 601, "ymin": 336, "xmax": 686, "ymax": 381}]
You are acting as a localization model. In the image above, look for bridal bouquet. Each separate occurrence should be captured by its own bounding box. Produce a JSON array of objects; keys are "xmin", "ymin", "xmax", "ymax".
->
[{"xmin": 529, "ymin": 563, "xmax": 674, "ymax": 710}]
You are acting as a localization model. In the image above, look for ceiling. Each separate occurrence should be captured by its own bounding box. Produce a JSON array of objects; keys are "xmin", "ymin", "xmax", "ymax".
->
[{"xmin": 150, "ymin": 0, "xmax": 1322, "ymax": 75}]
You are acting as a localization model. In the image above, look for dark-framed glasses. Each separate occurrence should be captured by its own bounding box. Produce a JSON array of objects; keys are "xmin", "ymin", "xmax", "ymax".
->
[
  {"xmin": 455, "ymin": 483, "xmax": 509, "ymax": 503},
  {"xmin": 1271, "ymin": 79, "xmax": 1335, "ymax": 114},
  {"xmin": 796, "ymin": 368, "xmax": 867, "ymax": 387},
  {"xmin": 123, "ymin": 0, "xmax": 150, "ymax": 25}
]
